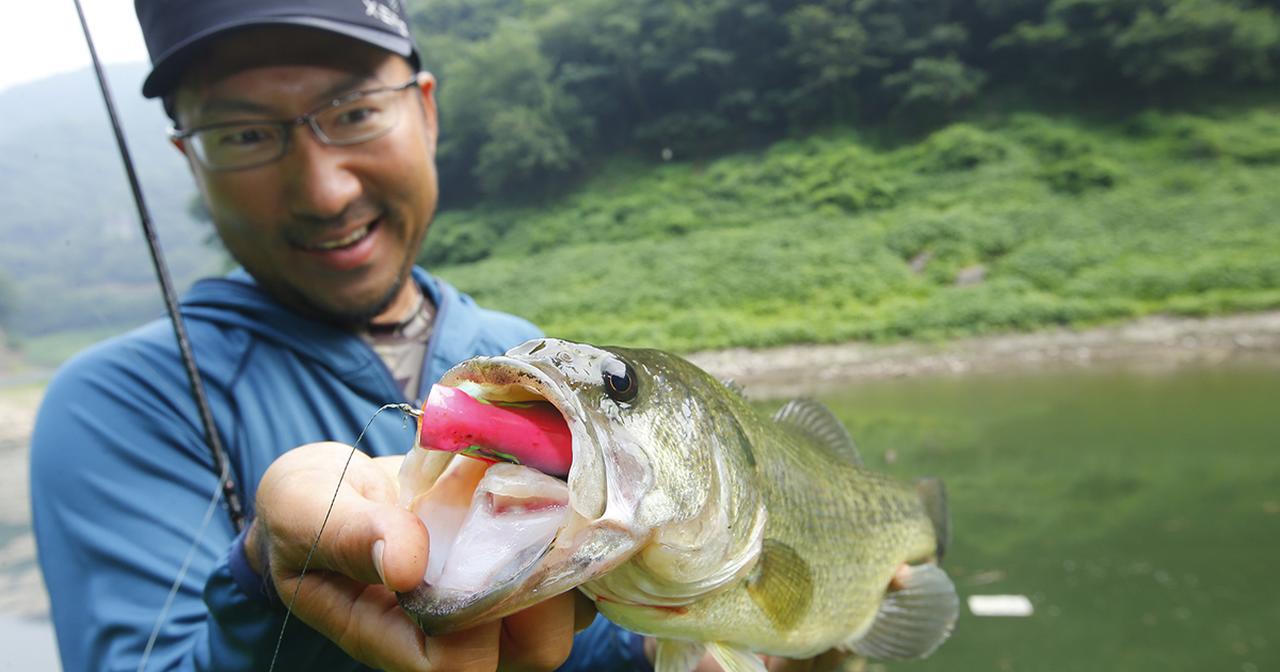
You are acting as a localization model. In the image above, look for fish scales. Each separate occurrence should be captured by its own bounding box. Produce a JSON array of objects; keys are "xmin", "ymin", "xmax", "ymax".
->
[{"xmin": 593, "ymin": 369, "xmax": 938, "ymax": 654}]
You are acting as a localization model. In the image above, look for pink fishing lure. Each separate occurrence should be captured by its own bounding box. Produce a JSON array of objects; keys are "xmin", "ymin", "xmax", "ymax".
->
[{"xmin": 418, "ymin": 385, "xmax": 573, "ymax": 477}]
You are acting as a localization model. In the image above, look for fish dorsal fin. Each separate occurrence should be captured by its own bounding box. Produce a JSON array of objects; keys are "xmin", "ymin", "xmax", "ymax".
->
[
  {"xmin": 850, "ymin": 563, "xmax": 959, "ymax": 660},
  {"xmin": 915, "ymin": 478, "xmax": 951, "ymax": 563},
  {"xmin": 772, "ymin": 399, "xmax": 863, "ymax": 466},
  {"xmin": 720, "ymin": 378, "xmax": 747, "ymax": 398},
  {"xmin": 654, "ymin": 639, "xmax": 706, "ymax": 672},
  {"xmin": 746, "ymin": 539, "xmax": 813, "ymax": 631},
  {"xmin": 705, "ymin": 642, "xmax": 768, "ymax": 672}
]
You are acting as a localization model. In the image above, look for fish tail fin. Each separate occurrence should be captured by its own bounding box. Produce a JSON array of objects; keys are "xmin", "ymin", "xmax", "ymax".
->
[
  {"xmin": 915, "ymin": 477, "xmax": 950, "ymax": 563},
  {"xmin": 850, "ymin": 563, "xmax": 959, "ymax": 660}
]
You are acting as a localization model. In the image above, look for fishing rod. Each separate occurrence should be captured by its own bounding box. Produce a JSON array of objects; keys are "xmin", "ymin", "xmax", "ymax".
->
[{"xmin": 71, "ymin": 0, "xmax": 246, "ymax": 532}]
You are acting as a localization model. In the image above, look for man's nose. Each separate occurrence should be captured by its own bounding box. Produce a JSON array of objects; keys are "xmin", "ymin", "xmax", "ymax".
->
[{"xmin": 282, "ymin": 129, "xmax": 363, "ymax": 221}]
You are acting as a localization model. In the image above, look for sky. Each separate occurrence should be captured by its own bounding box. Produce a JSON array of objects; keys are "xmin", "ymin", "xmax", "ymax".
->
[{"xmin": 0, "ymin": 0, "xmax": 149, "ymax": 93}]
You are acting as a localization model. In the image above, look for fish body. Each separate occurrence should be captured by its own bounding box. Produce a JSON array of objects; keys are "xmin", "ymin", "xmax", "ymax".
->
[{"xmin": 397, "ymin": 339, "xmax": 957, "ymax": 665}]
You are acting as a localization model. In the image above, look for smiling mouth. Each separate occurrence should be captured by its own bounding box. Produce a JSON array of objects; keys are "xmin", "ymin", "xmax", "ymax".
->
[{"xmin": 302, "ymin": 220, "xmax": 377, "ymax": 251}]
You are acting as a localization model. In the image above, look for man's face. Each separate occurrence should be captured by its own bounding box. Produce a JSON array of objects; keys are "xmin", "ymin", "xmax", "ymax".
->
[{"xmin": 172, "ymin": 28, "xmax": 438, "ymax": 324}]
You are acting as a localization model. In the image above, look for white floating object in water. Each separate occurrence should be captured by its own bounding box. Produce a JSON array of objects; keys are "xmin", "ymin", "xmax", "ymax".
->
[{"xmin": 968, "ymin": 594, "xmax": 1034, "ymax": 617}]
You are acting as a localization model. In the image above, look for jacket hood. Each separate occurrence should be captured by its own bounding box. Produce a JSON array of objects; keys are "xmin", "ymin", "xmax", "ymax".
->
[{"xmin": 176, "ymin": 267, "xmax": 523, "ymax": 402}]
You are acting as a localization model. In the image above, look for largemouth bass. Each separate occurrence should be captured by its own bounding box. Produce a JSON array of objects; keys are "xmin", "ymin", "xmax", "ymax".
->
[{"xmin": 396, "ymin": 338, "xmax": 958, "ymax": 669}]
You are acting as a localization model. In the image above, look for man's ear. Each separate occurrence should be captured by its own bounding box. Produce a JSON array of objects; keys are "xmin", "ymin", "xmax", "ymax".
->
[{"xmin": 415, "ymin": 71, "xmax": 438, "ymax": 147}]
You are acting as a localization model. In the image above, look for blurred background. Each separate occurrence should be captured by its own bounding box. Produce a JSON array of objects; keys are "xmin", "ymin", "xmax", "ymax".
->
[{"xmin": 1, "ymin": 0, "xmax": 1278, "ymax": 669}]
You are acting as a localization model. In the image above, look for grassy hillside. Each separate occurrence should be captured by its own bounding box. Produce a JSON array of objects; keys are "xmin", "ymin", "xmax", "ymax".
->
[
  {"xmin": 424, "ymin": 102, "xmax": 1280, "ymax": 351},
  {"xmin": 0, "ymin": 65, "xmax": 219, "ymax": 340}
]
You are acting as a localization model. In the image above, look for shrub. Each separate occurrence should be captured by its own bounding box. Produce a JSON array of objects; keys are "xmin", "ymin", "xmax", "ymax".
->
[
  {"xmin": 1009, "ymin": 116, "xmax": 1095, "ymax": 160},
  {"xmin": 913, "ymin": 124, "xmax": 1008, "ymax": 173},
  {"xmin": 1038, "ymin": 155, "xmax": 1123, "ymax": 194}
]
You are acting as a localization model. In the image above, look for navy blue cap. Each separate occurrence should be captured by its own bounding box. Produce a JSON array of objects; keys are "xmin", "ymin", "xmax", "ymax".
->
[{"xmin": 135, "ymin": 0, "xmax": 421, "ymax": 98}]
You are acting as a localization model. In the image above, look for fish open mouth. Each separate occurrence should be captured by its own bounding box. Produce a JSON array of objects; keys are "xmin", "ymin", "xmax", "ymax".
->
[{"xmin": 395, "ymin": 352, "xmax": 638, "ymax": 634}]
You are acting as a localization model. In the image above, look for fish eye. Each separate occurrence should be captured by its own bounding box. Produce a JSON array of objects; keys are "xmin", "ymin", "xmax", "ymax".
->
[{"xmin": 601, "ymin": 358, "xmax": 638, "ymax": 404}]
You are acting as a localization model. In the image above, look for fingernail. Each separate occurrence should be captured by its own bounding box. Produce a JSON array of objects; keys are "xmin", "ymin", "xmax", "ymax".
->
[{"xmin": 372, "ymin": 539, "xmax": 387, "ymax": 585}]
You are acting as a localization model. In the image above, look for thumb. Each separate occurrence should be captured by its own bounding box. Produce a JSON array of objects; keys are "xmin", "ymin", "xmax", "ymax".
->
[
  {"xmin": 309, "ymin": 496, "xmax": 429, "ymax": 593},
  {"xmin": 259, "ymin": 443, "xmax": 429, "ymax": 592}
]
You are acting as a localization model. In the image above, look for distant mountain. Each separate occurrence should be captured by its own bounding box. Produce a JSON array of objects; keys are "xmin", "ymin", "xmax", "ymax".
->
[{"xmin": 0, "ymin": 63, "xmax": 222, "ymax": 337}]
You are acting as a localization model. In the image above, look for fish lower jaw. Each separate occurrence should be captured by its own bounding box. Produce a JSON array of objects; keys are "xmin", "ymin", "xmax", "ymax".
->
[
  {"xmin": 401, "ymin": 463, "xmax": 572, "ymax": 616},
  {"xmin": 398, "ymin": 458, "xmax": 645, "ymax": 633}
]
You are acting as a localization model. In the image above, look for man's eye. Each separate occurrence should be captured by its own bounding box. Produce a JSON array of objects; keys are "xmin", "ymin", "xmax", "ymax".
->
[
  {"xmin": 334, "ymin": 106, "xmax": 381, "ymax": 126},
  {"xmin": 211, "ymin": 126, "xmax": 276, "ymax": 147}
]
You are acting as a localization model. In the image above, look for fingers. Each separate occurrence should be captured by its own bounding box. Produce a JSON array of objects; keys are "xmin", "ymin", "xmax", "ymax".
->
[
  {"xmin": 287, "ymin": 574, "xmax": 503, "ymax": 672},
  {"xmin": 373, "ymin": 453, "xmax": 408, "ymax": 481},
  {"xmin": 766, "ymin": 656, "xmax": 810, "ymax": 672},
  {"xmin": 572, "ymin": 590, "xmax": 598, "ymax": 633},
  {"xmin": 258, "ymin": 443, "xmax": 429, "ymax": 592},
  {"xmin": 888, "ymin": 563, "xmax": 912, "ymax": 592},
  {"xmin": 255, "ymin": 443, "xmax": 585, "ymax": 672},
  {"xmin": 497, "ymin": 591, "xmax": 578, "ymax": 672},
  {"xmin": 765, "ymin": 650, "xmax": 854, "ymax": 672}
]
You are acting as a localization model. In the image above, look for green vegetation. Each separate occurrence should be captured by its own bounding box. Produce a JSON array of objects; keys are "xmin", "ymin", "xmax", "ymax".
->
[
  {"xmin": 424, "ymin": 104, "xmax": 1280, "ymax": 351},
  {"xmin": 407, "ymin": 0, "xmax": 1280, "ymax": 200},
  {"xmin": 404, "ymin": 0, "xmax": 1280, "ymax": 353},
  {"xmin": 7, "ymin": 2, "xmax": 1280, "ymax": 367}
]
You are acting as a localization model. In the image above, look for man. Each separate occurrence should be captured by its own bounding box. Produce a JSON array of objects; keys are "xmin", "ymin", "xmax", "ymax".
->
[
  {"xmin": 32, "ymin": 2, "xmax": 843, "ymax": 670},
  {"xmin": 30, "ymin": 1, "xmax": 648, "ymax": 670}
]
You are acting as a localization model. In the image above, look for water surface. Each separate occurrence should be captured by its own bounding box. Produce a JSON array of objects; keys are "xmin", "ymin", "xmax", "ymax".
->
[{"xmin": 807, "ymin": 364, "xmax": 1280, "ymax": 671}]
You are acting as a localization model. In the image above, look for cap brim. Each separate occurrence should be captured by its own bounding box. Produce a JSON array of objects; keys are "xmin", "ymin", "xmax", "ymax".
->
[{"xmin": 141, "ymin": 16, "xmax": 416, "ymax": 98}]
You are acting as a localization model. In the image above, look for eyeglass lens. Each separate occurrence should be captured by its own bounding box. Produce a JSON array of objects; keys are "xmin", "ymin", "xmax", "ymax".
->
[{"xmin": 190, "ymin": 87, "xmax": 407, "ymax": 170}]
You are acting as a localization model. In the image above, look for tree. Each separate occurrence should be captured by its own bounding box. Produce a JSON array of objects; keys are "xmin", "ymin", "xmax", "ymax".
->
[
  {"xmin": 883, "ymin": 55, "xmax": 988, "ymax": 113},
  {"xmin": 993, "ymin": 0, "xmax": 1280, "ymax": 91},
  {"xmin": 783, "ymin": 3, "xmax": 872, "ymax": 119},
  {"xmin": 475, "ymin": 105, "xmax": 580, "ymax": 194},
  {"xmin": 433, "ymin": 18, "xmax": 588, "ymax": 197}
]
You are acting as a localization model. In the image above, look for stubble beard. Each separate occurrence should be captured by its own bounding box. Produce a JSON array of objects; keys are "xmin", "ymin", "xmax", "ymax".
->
[{"xmin": 315, "ymin": 260, "xmax": 414, "ymax": 328}]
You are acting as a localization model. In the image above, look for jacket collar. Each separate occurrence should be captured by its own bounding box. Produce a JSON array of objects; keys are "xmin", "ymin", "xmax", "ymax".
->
[{"xmin": 178, "ymin": 267, "xmax": 475, "ymax": 400}]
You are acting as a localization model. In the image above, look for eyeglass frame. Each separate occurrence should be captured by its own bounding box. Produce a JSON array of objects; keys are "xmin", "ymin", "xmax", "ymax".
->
[{"xmin": 168, "ymin": 78, "xmax": 421, "ymax": 171}]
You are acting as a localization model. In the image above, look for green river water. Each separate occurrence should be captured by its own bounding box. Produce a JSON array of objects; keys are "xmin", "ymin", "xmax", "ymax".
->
[{"xmin": 801, "ymin": 363, "xmax": 1280, "ymax": 672}]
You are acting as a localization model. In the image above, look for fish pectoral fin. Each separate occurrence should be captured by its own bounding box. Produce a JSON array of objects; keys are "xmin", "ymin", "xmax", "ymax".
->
[
  {"xmin": 850, "ymin": 563, "xmax": 959, "ymax": 660},
  {"xmin": 705, "ymin": 642, "xmax": 768, "ymax": 672},
  {"xmin": 771, "ymin": 399, "xmax": 863, "ymax": 466},
  {"xmin": 746, "ymin": 539, "xmax": 813, "ymax": 631},
  {"xmin": 655, "ymin": 639, "xmax": 706, "ymax": 672}
]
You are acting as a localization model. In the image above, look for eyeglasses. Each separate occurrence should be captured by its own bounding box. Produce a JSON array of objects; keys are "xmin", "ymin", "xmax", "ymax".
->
[{"xmin": 171, "ymin": 79, "xmax": 419, "ymax": 171}]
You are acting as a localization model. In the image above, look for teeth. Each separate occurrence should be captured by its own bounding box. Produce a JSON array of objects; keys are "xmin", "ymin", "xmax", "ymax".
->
[{"xmin": 313, "ymin": 224, "xmax": 370, "ymax": 250}]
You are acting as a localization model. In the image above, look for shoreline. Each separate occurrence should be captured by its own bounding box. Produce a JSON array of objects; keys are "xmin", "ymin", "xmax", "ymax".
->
[
  {"xmin": 3, "ymin": 310, "xmax": 1279, "ymax": 447},
  {"xmin": 688, "ymin": 310, "xmax": 1280, "ymax": 399}
]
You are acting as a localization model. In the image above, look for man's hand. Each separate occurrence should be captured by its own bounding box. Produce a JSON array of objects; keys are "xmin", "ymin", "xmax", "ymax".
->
[{"xmin": 248, "ymin": 442, "xmax": 588, "ymax": 672}]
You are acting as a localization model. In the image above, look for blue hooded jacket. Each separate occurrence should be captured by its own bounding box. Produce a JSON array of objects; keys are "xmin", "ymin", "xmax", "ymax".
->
[{"xmin": 30, "ymin": 268, "xmax": 649, "ymax": 671}]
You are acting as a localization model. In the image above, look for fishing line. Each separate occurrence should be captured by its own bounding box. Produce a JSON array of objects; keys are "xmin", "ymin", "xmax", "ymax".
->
[
  {"xmin": 136, "ymin": 481, "xmax": 225, "ymax": 672},
  {"xmin": 268, "ymin": 403, "xmax": 422, "ymax": 672},
  {"xmin": 71, "ymin": 0, "xmax": 245, "ymax": 531}
]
